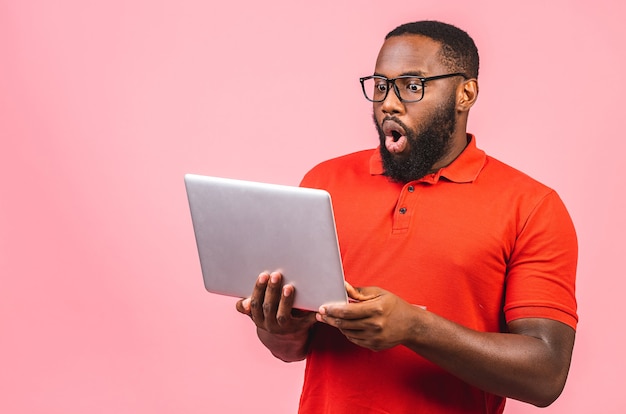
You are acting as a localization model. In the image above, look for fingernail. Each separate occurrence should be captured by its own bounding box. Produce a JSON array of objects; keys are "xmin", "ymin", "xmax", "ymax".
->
[
  {"xmin": 270, "ymin": 272, "xmax": 280, "ymax": 284},
  {"xmin": 283, "ymin": 286, "xmax": 291, "ymax": 297},
  {"xmin": 258, "ymin": 273, "xmax": 269, "ymax": 283}
]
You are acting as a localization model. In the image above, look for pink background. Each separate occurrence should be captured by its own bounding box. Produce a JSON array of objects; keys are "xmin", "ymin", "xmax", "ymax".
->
[{"xmin": 1, "ymin": 1, "xmax": 624, "ymax": 412}]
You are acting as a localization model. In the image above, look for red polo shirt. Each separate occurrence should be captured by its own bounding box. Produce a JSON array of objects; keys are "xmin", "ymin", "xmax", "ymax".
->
[{"xmin": 297, "ymin": 135, "xmax": 577, "ymax": 414}]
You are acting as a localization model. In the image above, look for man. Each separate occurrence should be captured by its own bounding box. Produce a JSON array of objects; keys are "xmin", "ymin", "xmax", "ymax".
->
[{"xmin": 237, "ymin": 20, "xmax": 577, "ymax": 414}]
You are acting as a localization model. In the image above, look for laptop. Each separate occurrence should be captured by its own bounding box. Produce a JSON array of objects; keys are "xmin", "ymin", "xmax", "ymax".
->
[{"xmin": 184, "ymin": 174, "xmax": 347, "ymax": 311}]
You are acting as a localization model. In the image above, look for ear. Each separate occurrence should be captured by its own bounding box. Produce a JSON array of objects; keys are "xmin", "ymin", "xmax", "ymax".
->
[{"xmin": 456, "ymin": 79, "xmax": 478, "ymax": 112}]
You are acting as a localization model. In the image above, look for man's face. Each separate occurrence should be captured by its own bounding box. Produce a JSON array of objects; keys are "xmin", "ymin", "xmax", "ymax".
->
[{"xmin": 372, "ymin": 34, "xmax": 461, "ymax": 183}]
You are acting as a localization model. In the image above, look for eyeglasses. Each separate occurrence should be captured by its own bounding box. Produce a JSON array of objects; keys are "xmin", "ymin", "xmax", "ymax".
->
[{"xmin": 359, "ymin": 73, "xmax": 467, "ymax": 103}]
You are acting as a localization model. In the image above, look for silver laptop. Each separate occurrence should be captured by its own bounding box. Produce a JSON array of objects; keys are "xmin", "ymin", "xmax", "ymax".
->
[{"xmin": 184, "ymin": 174, "xmax": 347, "ymax": 311}]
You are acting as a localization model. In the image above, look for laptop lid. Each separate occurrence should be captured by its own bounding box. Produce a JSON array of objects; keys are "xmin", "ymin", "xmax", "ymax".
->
[{"xmin": 184, "ymin": 174, "xmax": 347, "ymax": 311}]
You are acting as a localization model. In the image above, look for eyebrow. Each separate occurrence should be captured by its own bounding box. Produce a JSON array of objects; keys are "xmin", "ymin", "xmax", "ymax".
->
[{"xmin": 373, "ymin": 70, "xmax": 427, "ymax": 78}]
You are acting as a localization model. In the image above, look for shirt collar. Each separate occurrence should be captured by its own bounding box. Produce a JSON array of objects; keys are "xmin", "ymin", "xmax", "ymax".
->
[{"xmin": 369, "ymin": 134, "xmax": 486, "ymax": 184}]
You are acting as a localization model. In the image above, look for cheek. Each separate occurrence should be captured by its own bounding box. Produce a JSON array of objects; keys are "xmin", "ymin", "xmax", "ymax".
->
[{"xmin": 405, "ymin": 104, "xmax": 440, "ymax": 134}]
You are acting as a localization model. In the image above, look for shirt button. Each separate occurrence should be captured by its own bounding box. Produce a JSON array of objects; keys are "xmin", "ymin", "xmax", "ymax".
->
[
  {"xmin": 399, "ymin": 207, "xmax": 407, "ymax": 214},
  {"xmin": 408, "ymin": 186, "xmax": 414, "ymax": 192}
]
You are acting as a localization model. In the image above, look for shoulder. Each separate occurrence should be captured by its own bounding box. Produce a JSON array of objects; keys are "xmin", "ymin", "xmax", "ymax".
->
[
  {"xmin": 480, "ymin": 154, "xmax": 554, "ymax": 197},
  {"xmin": 479, "ymin": 154, "xmax": 575, "ymax": 242}
]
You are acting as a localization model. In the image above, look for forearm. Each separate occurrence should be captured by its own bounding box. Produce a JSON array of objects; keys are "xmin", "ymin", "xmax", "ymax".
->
[
  {"xmin": 257, "ymin": 325, "xmax": 312, "ymax": 362},
  {"xmin": 406, "ymin": 311, "xmax": 575, "ymax": 407}
]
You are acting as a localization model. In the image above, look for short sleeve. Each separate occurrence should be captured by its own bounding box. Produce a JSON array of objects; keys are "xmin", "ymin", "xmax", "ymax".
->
[{"xmin": 504, "ymin": 190, "xmax": 578, "ymax": 329}]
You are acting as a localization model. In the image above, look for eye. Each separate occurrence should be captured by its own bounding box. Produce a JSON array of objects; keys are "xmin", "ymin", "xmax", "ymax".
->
[
  {"xmin": 405, "ymin": 80, "xmax": 423, "ymax": 94},
  {"xmin": 374, "ymin": 82, "xmax": 388, "ymax": 93}
]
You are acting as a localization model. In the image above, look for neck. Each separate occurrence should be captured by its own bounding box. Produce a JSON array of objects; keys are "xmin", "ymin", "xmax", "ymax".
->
[{"xmin": 430, "ymin": 129, "xmax": 469, "ymax": 172}]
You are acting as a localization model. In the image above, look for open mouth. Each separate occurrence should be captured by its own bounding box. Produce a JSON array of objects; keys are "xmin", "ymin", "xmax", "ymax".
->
[
  {"xmin": 381, "ymin": 120, "xmax": 409, "ymax": 155},
  {"xmin": 383, "ymin": 121, "xmax": 405, "ymax": 141},
  {"xmin": 382, "ymin": 118, "xmax": 406, "ymax": 139}
]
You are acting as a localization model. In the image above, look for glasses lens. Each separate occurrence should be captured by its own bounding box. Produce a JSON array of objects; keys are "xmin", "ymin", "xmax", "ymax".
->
[
  {"xmin": 395, "ymin": 77, "xmax": 424, "ymax": 102},
  {"xmin": 362, "ymin": 77, "xmax": 388, "ymax": 102}
]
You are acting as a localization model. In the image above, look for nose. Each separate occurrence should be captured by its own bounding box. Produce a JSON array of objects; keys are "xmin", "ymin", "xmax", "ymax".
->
[{"xmin": 379, "ymin": 87, "xmax": 404, "ymax": 115}]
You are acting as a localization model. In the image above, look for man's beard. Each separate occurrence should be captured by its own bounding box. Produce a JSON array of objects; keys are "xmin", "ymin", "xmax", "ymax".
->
[{"xmin": 375, "ymin": 96, "xmax": 457, "ymax": 183}]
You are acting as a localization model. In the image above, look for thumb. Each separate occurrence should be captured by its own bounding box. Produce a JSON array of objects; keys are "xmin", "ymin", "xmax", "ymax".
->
[{"xmin": 236, "ymin": 297, "xmax": 251, "ymax": 315}]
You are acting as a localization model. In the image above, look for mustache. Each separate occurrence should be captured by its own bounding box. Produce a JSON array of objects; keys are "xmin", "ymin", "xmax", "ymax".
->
[
  {"xmin": 382, "ymin": 116, "xmax": 405, "ymax": 127},
  {"xmin": 372, "ymin": 114, "xmax": 413, "ymax": 136},
  {"xmin": 383, "ymin": 116, "xmax": 408, "ymax": 130}
]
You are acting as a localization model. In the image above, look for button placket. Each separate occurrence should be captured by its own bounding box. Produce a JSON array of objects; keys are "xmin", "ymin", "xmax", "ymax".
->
[{"xmin": 392, "ymin": 183, "xmax": 417, "ymax": 232}]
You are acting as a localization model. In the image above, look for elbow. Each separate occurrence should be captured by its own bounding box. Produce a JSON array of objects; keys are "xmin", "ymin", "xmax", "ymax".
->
[
  {"xmin": 531, "ymin": 395, "xmax": 560, "ymax": 408},
  {"xmin": 531, "ymin": 387, "xmax": 565, "ymax": 408},
  {"xmin": 531, "ymin": 395, "xmax": 561, "ymax": 408},
  {"xmin": 526, "ymin": 373, "xmax": 569, "ymax": 408},
  {"xmin": 271, "ymin": 351, "xmax": 307, "ymax": 363}
]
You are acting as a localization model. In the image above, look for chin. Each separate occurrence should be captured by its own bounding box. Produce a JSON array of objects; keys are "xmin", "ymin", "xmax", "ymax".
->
[{"xmin": 390, "ymin": 151, "xmax": 410, "ymax": 160}]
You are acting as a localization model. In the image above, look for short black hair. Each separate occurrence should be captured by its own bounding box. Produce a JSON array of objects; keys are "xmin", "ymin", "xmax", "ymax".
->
[{"xmin": 386, "ymin": 21, "xmax": 479, "ymax": 79}]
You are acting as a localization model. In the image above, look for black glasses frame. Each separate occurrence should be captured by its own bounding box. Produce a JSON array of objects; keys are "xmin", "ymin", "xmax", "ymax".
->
[{"xmin": 359, "ymin": 72, "xmax": 468, "ymax": 103}]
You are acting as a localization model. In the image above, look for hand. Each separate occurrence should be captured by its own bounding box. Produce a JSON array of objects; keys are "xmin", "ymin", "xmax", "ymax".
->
[
  {"xmin": 316, "ymin": 283, "xmax": 423, "ymax": 351},
  {"xmin": 236, "ymin": 271, "xmax": 316, "ymax": 337}
]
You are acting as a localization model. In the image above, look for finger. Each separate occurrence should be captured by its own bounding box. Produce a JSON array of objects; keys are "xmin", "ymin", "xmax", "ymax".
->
[
  {"xmin": 345, "ymin": 282, "xmax": 364, "ymax": 301},
  {"xmin": 262, "ymin": 271, "xmax": 284, "ymax": 319},
  {"xmin": 276, "ymin": 284, "xmax": 295, "ymax": 327},
  {"xmin": 236, "ymin": 297, "xmax": 251, "ymax": 315},
  {"xmin": 319, "ymin": 300, "xmax": 371, "ymax": 321},
  {"xmin": 317, "ymin": 313, "xmax": 368, "ymax": 331},
  {"xmin": 254, "ymin": 271, "xmax": 285, "ymax": 332},
  {"xmin": 346, "ymin": 284, "xmax": 380, "ymax": 301},
  {"xmin": 250, "ymin": 272, "xmax": 270, "ymax": 322},
  {"xmin": 340, "ymin": 328, "xmax": 369, "ymax": 342},
  {"xmin": 316, "ymin": 304, "xmax": 372, "ymax": 334}
]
